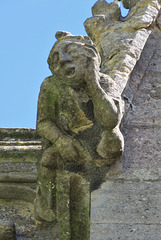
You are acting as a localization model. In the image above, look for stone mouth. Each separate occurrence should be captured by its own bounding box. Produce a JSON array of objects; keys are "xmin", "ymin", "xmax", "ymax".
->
[{"xmin": 65, "ymin": 67, "xmax": 75, "ymax": 78}]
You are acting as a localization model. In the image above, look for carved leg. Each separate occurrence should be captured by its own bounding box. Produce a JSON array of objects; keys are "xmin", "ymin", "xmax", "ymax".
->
[
  {"xmin": 56, "ymin": 170, "xmax": 72, "ymax": 240},
  {"xmin": 35, "ymin": 149, "xmax": 91, "ymax": 239},
  {"xmin": 55, "ymin": 171, "xmax": 91, "ymax": 240},
  {"xmin": 34, "ymin": 146, "xmax": 63, "ymax": 222},
  {"xmin": 34, "ymin": 166, "xmax": 57, "ymax": 222},
  {"xmin": 70, "ymin": 174, "xmax": 90, "ymax": 240}
]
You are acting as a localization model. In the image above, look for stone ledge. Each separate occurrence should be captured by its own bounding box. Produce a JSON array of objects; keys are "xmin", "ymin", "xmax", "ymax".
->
[
  {"xmin": 0, "ymin": 162, "xmax": 36, "ymax": 173},
  {"xmin": 0, "ymin": 150, "xmax": 40, "ymax": 163},
  {"xmin": 0, "ymin": 128, "xmax": 42, "ymax": 164},
  {"xmin": 0, "ymin": 128, "xmax": 40, "ymax": 141},
  {"xmin": 0, "ymin": 140, "xmax": 41, "ymax": 146},
  {"xmin": 0, "ymin": 172, "xmax": 37, "ymax": 183},
  {"xmin": 0, "ymin": 184, "xmax": 36, "ymax": 203},
  {"xmin": 0, "ymin": 128, "xmax": 39, "ymax": 203}
]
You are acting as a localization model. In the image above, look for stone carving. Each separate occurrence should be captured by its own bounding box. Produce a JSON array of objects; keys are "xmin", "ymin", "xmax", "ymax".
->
[
  {"xmin": 84, "ymin": 0, "xmax": 161, "ymax": 170},
  {"xmin": 38, "ymin": 31, "xmax": 123, "ymax": 167},
  {"xmin": 35, "ymin": 31, "xmax": 123, "ymax": 239},
  {"xmin": 35, "ymin": 0, "xmax": 161, "ymax": 239},
  {"xmin": 0, "ymin": 1, "xmax": 160, "ymax": 240},
  {"xmin": 84, "ymin": 0, "xmax": 160, "ymax": 95}
]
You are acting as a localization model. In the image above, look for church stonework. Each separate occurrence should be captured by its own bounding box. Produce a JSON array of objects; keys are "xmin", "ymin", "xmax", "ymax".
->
[
  {"xmin": 1, "ymin": 0, "xmax": 161, "ymax": 239},
  {"xmin": 35, "ymin": 30, "xmax": 123, "ymax": 239},
  {"xmin": 84, "ymin": 0, "xmax": 160, "ymax": 95},
  {"xmin": 34, "ymin": 0, "xmax": 161, "ymax": 239}
]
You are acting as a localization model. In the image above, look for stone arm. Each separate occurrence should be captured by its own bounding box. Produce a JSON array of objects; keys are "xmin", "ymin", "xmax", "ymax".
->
[
  {"xmin": 36, "ymin": 78, "xmax": 92, "ymax": 162},
  {"xmin": 36, "ymin": 79, "xmax": 62, "ymax": 144},
  {"xmin": 85, "ymin": 64, "xmax": 120, "ymax": 129}
]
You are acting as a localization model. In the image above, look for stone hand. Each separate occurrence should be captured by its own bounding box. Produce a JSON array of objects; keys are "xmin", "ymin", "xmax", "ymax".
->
[
  {"xmin": 55, "ymin": 135, "xmax": 92, "ymax": 163},
  {"xmin": 84, "ymin": 57, "xmax": 100, "ymax": 94}
]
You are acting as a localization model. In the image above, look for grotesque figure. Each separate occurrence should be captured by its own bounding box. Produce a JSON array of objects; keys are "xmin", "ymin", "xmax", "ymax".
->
[
  {"xmin": 35, "ymin": 31, "xmax": 123, "ymax": 239},
  {"xmin": 37, "ymin": 31, "xmax": 122, "ymax": 176}
]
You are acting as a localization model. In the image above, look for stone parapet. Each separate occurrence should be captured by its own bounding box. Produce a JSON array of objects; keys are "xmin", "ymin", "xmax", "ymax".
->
[{"xmin": 0, "ymin": 128, "xmax": 41, "ymax": 202}]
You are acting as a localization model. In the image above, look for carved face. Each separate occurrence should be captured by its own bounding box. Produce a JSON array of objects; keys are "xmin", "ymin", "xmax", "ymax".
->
[{"xmin": 48, "ymin": 40, "xmax": 100, "ymax": 86}]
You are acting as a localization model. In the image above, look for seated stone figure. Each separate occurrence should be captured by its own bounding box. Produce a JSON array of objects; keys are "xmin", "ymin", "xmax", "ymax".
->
[
  {"xmin": 35, "ymin": 31, "xmax": 123, "ymax": 234},
  {"xmin": 37, "ymin": 31, "xmax": 122, "ymax": 171}
]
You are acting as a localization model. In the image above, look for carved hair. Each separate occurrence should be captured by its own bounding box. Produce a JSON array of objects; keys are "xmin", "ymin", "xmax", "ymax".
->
[
  {"xmin": 55, "ymin": 30, "xmax": 94, "ymax": 46},
  {"xmin": 48, "ymin": 31, "xmax": 101, "ymax": 69}
]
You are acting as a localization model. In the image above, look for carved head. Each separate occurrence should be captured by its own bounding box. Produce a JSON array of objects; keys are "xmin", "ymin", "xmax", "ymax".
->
[{"xmin": 48, "ymin": 31, "xmax": 101, "ymax": 86}]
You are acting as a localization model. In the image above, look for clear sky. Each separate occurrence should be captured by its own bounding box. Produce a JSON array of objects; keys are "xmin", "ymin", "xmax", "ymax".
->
[{"xmin": 0, "ymin": 0, "xmax": 128, "ymax": 129}]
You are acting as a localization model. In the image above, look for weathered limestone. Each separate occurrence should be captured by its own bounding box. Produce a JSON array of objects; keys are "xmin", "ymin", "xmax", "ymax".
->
[
  {"xmin": 35, "ymin": 1, "xmax": 161, "ymax": 239},
  {"xmin": 0, "ymin": 199, "xmax": 60, "ymax": 239},
  {"xmin": 0, "ymin": 219, "xmax": 16, "ymax": 240},
  {"xmin": 90, "ymin": 168, "xmax": 161, "ymax": 239},
  {"xmin": 35, "ymin": 29, "xmax": 123, "ymax": 239},
  {"xmin": 0, "ymin": 128, "xmax": 41, "ymax": 202},
  {"xmin": 84, "ymin": 0, "xmax": 160, "ymax": 95},
  {"xmin": 1, "ymin": 1, "xmax": 161, "ymax": 239},
  {"xmin": 122, "ymin": 22, "xmax": 161, "ymax": 171},
  {"xmin": 0, "ymin": 129, "xmax": 60, "ymax": 239},
  {"xmin": 84, "ymin": 1, "xmax": 161, "ymax": 239}
]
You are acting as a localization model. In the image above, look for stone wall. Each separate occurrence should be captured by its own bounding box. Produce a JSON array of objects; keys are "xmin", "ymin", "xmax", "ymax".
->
[
  {"xmin": 0, "ymin": 128, "xmax": 41, "ymax": 202},
  {"xmin": 0, "ymin": 129, "xmax": 60, "ymax": 239},
  {"xmin": 90, "ymin": 24, "xmax": 161, "ymax": 238},
  {"xmin": 89, "ymin": 2, "xmax": 161, "ymax": 240},
  {"xmin": 122, "ymin": 24, "xmax": 161, "ymax": 171},
  {"xmin": 1, "ymin": 1, "xmax": 161, "ymax": 239}
]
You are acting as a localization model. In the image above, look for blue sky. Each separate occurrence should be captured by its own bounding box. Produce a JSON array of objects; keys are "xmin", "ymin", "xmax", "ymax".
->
[{"xmin": 0, "ymin": 0, "xmax": 128, "ymax": 128}]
